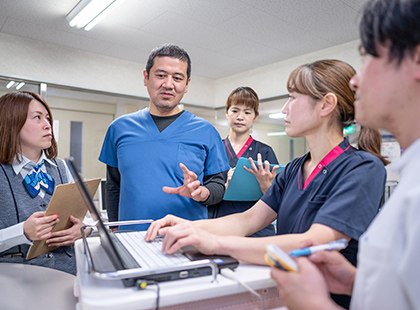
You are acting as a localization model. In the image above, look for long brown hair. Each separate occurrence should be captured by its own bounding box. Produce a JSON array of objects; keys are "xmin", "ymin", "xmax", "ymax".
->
[
  {"xmin": 287, "ymin": 59, "xmax": 388, "ymax": 165},
  {"xmin": 0, "ymin": 91, "xmax": 58, "ymax": 164}
]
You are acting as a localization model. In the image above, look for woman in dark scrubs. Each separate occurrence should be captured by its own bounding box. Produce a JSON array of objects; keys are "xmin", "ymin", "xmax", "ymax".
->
[
  {"xmin": 146, "ymin": 60, "xmax": 389, "ymax": 309},
  {"xmin": 208, "ymin": 87, "xmax": 279, "ymax": 237}
]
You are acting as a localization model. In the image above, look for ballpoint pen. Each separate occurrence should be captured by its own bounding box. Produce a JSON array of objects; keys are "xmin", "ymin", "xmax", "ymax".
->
[{"xmin": 289, "ymin": 238, "xmax": 348, "ymax": 257}]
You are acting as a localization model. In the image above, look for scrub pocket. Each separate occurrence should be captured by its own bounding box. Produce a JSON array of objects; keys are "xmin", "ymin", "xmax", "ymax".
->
[
  {"xmin": 175, "ymin": 144, "xmax": 206, "ymax": 181},
  {"xmin": 295, "ymin": 195, "xmax": 327, "ymax": 231}
]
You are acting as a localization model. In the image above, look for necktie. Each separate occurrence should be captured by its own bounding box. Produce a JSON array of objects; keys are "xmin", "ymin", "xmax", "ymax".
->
[{"xmin": 22, "ymin": 162, "xmax": 55, "ymax": 198}]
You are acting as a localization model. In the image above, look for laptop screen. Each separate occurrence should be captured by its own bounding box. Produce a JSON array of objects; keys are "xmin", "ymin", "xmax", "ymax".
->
[
  {"xmin": 65, "ymin": 158, "xmax": 127, "ymax": 270},
  {"xmin": 65, "ymin": 158, "xmax": 239, "ymax": 282}
]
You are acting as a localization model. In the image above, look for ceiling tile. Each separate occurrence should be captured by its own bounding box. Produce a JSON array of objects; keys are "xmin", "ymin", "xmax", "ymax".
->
[
  {"xmin": 2, "ymin": 18, "xmax": 112, "ymax": 53},
  {"xmin": 0, "ymin": 0, "xmax": 369, "ymax": 79}
]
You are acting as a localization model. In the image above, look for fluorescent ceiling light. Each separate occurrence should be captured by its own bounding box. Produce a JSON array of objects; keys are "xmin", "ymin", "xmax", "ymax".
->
[
  {"xmin": 66, "ymin": 0, "xmax": 125, "ymax": 31},
  {"xmin": 267, "ymin": 132, "xmax": 287, "ymax": 136},
  {"xmin": 6, "ymin": 81, "xmax": 15, "ymax": 89},
  {"xmin": 15, "ymin": 82, "xmax": 25, "ymax": 90},
  {"xmin": 269, "ymin": 112, "xmax": 286, "ymax": 119}
]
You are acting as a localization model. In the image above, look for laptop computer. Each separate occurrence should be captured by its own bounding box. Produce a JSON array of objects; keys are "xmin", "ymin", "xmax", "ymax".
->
[{"xmin": 66, "ymin": 159, "xmax": 239, "ymax": 287}]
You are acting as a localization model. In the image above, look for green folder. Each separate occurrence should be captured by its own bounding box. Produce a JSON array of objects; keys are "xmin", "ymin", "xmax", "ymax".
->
[{"xmin": 223, "ymin": 157, "xmax": 285, "ymax": 201}]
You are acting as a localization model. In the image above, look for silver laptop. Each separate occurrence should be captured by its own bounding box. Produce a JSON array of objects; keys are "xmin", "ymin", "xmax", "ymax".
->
[{"xmin": 66, "ymin": 159, "xmax": 238, "ymax": 287}]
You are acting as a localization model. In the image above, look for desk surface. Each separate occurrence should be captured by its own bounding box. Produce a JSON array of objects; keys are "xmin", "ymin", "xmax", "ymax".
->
[
  {"xmin": 0, "ymin": 262, "xmax": 77, "ymax": 310},
  {"xmin": 75, "ymin": 237, "xmax": 286, "ymax": 310}
]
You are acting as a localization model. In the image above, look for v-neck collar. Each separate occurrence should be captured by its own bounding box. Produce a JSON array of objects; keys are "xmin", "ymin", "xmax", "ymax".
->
[
  {"xmin": 299, "ymin": 139, "xmax": 351, "ymax": 190},
  {"xmin": 224, "ymin": 136, "xmax": 253, "ymax": 160},
  {"xmin": 142, "ymin": 108, "xmax": 191, "ymax": 136}
]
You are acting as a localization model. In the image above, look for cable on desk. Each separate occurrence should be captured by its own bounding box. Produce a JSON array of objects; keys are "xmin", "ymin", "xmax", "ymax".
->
[
  {"xmin": 136, "ymin": 280, "xmax": 160, "ymax": 310},
  {"xmin": 221, "ymin": 268, "xmax": 266, "ymax": 310}
]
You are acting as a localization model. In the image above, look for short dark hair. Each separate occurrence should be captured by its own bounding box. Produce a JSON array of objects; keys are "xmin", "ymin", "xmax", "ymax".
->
[
  {"xmin": 145, "ymin": 43, "xmax": 192, "ymax": 80},
  {"xmin": 360, "ymin": 0, "xmax": 420, "ymax": 64},
  {"xmin": 225, "ymin": 87, "xmax": 259, "ymax": 115}
]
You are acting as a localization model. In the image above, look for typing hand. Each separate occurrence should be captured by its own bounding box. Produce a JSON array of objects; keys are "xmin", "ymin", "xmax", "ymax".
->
[
  {"xmin": 144, "ymin": 214, "xmax": 188, "ymax": 242},
  {"xmin": 159, "ymin": 222, "xmax": 218, "ymax": 256}
]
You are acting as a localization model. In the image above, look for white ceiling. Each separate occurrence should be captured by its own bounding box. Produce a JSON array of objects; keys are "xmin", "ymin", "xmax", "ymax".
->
[{"xmin": 0, "ymin": 0, "xmax": 367, "ymax": 80}]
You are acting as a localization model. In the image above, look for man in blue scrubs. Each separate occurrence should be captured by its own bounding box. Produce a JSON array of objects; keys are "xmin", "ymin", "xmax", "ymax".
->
[{"xmin": 99, "ymin": 44, "xmax": 229, "ymax": 230}]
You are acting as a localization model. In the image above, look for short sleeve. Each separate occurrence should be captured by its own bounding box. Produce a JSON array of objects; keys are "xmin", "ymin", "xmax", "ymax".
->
[
  {"xmin": 99, "ymin": 123, "xmax": 118, "ymax": 168},
  {"xmin": 204, "ymin": 126, "xmax": 230, "ymax": 176},
  {"xmin": 313, "ymin": 157, "xmax": 386, "ymax": 240}
]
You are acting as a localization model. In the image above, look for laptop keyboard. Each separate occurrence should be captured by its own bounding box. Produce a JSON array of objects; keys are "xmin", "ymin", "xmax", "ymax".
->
[{"xmin": 115, "ymin": 231, "xmax": 190, "ymax": 268}]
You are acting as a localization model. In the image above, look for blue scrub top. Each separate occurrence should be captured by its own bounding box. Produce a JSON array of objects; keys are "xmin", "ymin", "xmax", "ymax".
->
[
  {"xmin": 99, "ymin": 108, "xmax": 229, "ymax": 230},
  {"xmin": 262, "ymin": 138, "xmax": 386, "ymax": 263}
]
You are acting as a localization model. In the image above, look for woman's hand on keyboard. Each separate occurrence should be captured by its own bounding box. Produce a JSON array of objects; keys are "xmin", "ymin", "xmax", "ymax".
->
[
  {"xmin": 144, "ymin": 214, "xmax": 188, "ymax": 242},
  {"xmin": 160, "ymin": 222, "xmax": 218, "ymax": 256}
]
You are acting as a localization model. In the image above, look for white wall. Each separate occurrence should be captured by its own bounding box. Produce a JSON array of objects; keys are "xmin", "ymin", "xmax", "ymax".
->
[
  {"xmin": 0, "ymin": 33, "xmax": 363, "ymax": 170},
  {"xmin": 0, "ymin": 32, "xmax": 362, "ymax": 108},
  {"xmin": 213, "ymin": 40, "xmax": 362, "ymax": 107},
  {"xmin": 0, "ymin": 33, "xmax": 216, "ymax": 107}
]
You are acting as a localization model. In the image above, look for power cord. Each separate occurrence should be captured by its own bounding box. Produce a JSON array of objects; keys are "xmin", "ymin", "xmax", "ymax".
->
[
  {"xmin": 220, "ymin": 268, "xmax": 265, "ymax": 310},
  {"xmin": 136, "ymin": 280, "xmax": 160, "ymax": 310}
]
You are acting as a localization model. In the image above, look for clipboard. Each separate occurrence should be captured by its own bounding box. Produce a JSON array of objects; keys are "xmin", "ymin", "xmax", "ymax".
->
[
  {"xmin": 26, "ymin": 178, "xmax": 101, "ymax": 260},
  {"xmin": 223, "ymin": 157, "xmax": 284, "ymax": 201}
]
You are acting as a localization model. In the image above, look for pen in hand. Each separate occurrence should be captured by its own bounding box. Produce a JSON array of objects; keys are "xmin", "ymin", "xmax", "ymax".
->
[{"xmin": 289, "ymin": 238, "xmax": 348, "ymax": 257}]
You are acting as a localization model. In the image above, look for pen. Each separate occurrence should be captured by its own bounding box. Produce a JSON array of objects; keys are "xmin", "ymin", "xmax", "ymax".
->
[{"xmin": 289, "ymin": 238, "xmax": 348, "ymax": 257}]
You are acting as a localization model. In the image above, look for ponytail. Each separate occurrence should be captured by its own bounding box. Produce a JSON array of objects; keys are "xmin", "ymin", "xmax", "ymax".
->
[
  {"xmin": 358, "ymin": 126, "xmax": 389, "ymax": 165},
  {"xmin": 286, "ymin": 59, "xmax": 389, "ymax": 166}
]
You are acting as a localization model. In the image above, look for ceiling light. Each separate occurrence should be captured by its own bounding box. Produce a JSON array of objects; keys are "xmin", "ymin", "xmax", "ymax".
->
[
  {"xmin": 66, "ymin": 0, "xmax": 125, "ymax": 31},
  {"xmin": 6, "ymin": 81, "xmax": 16, "ymax": 89},
  {"xmin": 15, "ymin": 82, "xmax": 25, "ymax": 90},
  {"xmin": 267, "ymin": 132, "xmax": 287, "ymax": 136},
  {"xmin": 269, "ymin": 112, "xmax": 286, "ymax": 119}
]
